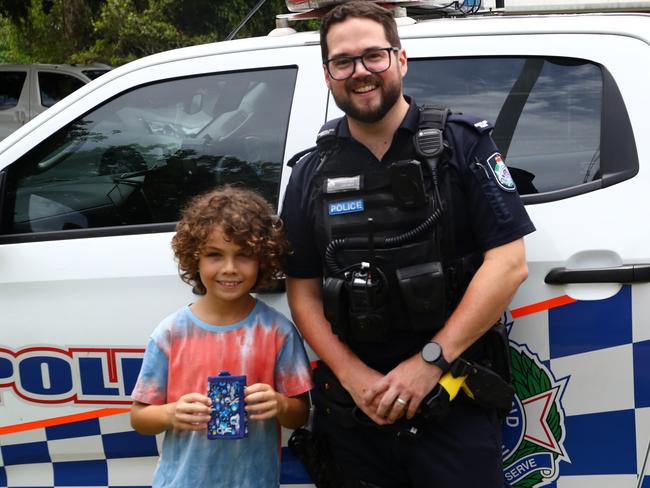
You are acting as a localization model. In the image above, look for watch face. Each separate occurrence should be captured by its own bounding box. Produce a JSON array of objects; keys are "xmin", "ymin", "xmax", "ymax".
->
[{"xmin": 422, "ymin": 342, "xmax": 442, "ymax": 363}]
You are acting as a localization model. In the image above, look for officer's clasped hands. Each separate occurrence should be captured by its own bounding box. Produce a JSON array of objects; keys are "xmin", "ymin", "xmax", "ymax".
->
[{"xmin": 363, "ymin": 352, "xmax": 443, "ymax": 422}]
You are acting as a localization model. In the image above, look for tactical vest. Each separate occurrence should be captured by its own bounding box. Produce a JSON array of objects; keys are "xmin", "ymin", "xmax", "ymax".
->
[{"xmin": 303, "ymin": 106, "xmax": 482, "ymax": 344}]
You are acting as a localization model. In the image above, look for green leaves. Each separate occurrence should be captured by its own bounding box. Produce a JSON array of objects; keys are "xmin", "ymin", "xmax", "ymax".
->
[{"xmin": 0, "ymin": 0, "xmax": 291, "ymax": 65}]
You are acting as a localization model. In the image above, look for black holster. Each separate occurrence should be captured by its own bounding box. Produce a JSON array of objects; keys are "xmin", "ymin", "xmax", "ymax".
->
[
  {"xmin": 484, "ymin": 318, "xmax": 513, "ymax": 383},
  {"xmin": 449, "ymin": 321, "xmax": 515, "ymax": 417},
  {"xmin": 288, "ymin": 427, "xmax": 344, "ymax": 488},
  {"xmin": 451, "ymin": 358, "xmax": 514, "ymax": 415},
  {"xmin": 312, "ymin": 361, "xmax": 368, "ymax": 429}
]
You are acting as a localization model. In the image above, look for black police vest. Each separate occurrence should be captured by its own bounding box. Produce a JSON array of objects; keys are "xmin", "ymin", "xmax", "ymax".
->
[{"xmin": 308, "ymin": 106, "xmax": 479, "ymax": 344}]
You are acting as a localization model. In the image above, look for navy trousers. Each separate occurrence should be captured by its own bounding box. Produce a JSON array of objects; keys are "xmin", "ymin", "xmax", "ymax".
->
[{"xmin": 313, "ymin": 396, "xmax": 504, "ymax": 488}]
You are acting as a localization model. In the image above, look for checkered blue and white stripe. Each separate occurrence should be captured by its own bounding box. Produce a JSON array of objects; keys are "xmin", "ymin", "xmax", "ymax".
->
[
  {"xmin": 509, "ymin": 285, "xmax": 650, "ymax": 488},
  {"xmin": 0, "ymin": 413, "xmax": 160, "ymax": 488},
  {"xmin": 0, "ymin": 413, "xmax": 313, "ymax": 487},
  {"xmin": 2, "ymin": 285, "xmax": 650, "ymax": 487}
]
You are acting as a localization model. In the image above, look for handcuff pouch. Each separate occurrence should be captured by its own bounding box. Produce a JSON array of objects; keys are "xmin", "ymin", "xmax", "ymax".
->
[{"xmin": 396, "ymin": 262, "xmax": 446, "ymax": 331}]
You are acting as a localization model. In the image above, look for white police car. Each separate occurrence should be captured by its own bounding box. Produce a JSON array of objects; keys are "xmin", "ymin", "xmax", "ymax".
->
[{"xmin": 0, "ymin": 1, "xmax": 649, "ymax": 487}]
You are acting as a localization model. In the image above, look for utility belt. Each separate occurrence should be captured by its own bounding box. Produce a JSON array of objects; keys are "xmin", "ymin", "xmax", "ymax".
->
[
  {"xmin": 288, "ymin": 346, "xmax": 514, "ymax": 488},
  {"xmin": 312, "ymin": 321, "xmax": 514, "ymax": 437}
]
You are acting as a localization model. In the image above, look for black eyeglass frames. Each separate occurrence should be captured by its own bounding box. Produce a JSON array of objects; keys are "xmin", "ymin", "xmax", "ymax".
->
[{"xmin": 325, "ymin": 47, "xmax": 400, "ymax": 81}]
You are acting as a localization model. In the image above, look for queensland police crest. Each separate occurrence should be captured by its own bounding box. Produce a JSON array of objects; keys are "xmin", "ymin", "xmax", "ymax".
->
[
  {"xmin": 487, "ymin": 152, "xmax": 516, "ymax": 192},
  {"xmin": 502, "ymin": 342, "xmax": 570, "ymax": 487}
]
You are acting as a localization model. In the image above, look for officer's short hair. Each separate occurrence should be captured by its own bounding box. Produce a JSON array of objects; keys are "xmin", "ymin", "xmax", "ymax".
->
[{"xmin": 320, "ymin": 1, "xmax": 401, "ymax": 62}]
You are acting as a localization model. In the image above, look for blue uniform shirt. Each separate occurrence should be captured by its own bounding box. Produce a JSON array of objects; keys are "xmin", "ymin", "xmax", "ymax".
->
[{"xmin": 282, "ymin": 97, "xmax": 535, "ymax": 280}]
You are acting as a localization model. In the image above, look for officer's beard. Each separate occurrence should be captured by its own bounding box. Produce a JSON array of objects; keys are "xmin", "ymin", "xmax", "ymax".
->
[{"xmin": 334, "ymin": 74, "xmax": 402, "ymax": 124}]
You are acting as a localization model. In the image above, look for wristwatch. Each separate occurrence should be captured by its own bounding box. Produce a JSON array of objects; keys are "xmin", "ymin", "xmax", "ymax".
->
[{"xmin": 421, "ymin": 341, "xmax": 451, "ymax": 373}]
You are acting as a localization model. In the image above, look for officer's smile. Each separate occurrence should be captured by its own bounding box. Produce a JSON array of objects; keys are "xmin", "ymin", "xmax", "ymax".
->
[
  {"xmin": 348, "ymin": 76, "xmax": 381, "ymax": 97},
  {"xmin": 353, "ymin": 85, "xmax": 376, "ymax": 94}
]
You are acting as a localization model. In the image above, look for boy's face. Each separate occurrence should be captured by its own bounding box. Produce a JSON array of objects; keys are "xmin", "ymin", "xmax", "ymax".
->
[{"xmin": 197, "ymin": 226, "xmax": 259, "ymax": 309}]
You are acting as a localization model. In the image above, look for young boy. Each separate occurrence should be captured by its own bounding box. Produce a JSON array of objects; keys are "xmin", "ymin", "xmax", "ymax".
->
[{"xmin": 130, "ymin": 186, "xmax": 313, "ymax": 488}]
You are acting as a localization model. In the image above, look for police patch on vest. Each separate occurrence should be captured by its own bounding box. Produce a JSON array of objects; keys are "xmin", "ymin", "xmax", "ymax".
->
[
  {"xmin": 329, "ymin": 199, "xmax": 364, "ymax": 215},
  {"xmin": 487, "ymin": 153, "xmax": 516, "ymax": 192}
]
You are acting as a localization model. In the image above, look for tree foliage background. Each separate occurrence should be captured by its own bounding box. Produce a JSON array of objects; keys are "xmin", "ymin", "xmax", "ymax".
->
[{"xmin": 0, "ymin": 0, "xmax": 298, "ymax": 66}]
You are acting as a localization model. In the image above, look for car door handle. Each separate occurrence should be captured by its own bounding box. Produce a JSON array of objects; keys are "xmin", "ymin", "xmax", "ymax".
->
[{"xmin": 545, "ymin": 264, "xmax": 650, "ymax": 284}]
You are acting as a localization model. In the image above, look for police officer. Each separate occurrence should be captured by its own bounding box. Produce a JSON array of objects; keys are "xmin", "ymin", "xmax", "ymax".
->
[{"xmin": 281, "ymin": 2, "xmax": 535, "ymax": 486}]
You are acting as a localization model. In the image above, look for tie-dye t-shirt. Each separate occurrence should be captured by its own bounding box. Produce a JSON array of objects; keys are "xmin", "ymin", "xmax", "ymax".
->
[{"xmin": 131, "ymin": 299, "xmax": 313, "ymax": 488}]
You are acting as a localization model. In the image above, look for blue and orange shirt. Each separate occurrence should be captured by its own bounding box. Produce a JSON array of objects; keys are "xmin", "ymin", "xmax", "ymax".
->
[{"xmin": 131, "ymin": 299, "xmax": 313, "ymax": 488}]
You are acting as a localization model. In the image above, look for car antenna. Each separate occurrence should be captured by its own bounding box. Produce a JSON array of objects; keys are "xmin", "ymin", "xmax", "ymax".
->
[{"xmin": 225, "ymin": 0, "xmax": 268, "ymax": 41}]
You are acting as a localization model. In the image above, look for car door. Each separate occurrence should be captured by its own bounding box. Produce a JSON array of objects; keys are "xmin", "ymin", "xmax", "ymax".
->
[
  {"xmin": 0, "ymin": 67, "xmax": 30, "ymax": 141},
  {"xmin": 30, "ymin": 69, "xmax": 87, "ymax": 118},
  {"xmin": 0, "ymin": 43, "xmax": 326, "ymax": 488},
  {"xmin": 395, "ymin": 23, "xmax": 650, "ymax": 488}
]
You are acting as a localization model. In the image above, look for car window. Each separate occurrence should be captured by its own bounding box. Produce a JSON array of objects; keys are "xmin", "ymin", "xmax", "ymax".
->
[
  {"xmin": 0, "ymin": 71, "xmax": 27, "ymax": 110},
  {"xmin": 38, "ymin": 72, "xmax": 87, "ymax": 107},
  {"xmin": 1, "ymin": 67, "xmax": 297, "ymax": 238},
  {"xmin": 406, "ymin": 56, "xmax": 634, "ymax": 200},
  {"xmin": 81, "ymin": 69, "xmax": 110, "ymax": 80}
]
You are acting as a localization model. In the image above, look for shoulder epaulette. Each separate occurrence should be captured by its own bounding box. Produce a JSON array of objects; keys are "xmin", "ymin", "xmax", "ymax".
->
[
  {"xmin": 447, "ymin": 114, "xmax": 493, "ymax": 134},
  {"xmin": 287, "ymin": 117, "xmax": 343, "ymax": 167},
  {"xmin": 316, "ymin": 117, "xmax": 342, "ymax": 144},
  {"xmin": 287, "ymin": 146, "xmax": 317, "ymax": 167}
]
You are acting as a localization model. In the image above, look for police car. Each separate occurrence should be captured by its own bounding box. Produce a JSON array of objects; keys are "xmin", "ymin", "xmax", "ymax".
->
[{"xmin": 0, "ymin": 0, "xmax": 649, "ymax": 487}]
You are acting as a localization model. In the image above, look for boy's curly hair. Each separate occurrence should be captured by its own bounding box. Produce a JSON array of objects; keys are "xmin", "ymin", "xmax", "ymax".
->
[{"xmin": 172, "ymin": 185, "xmax": 289, "ymax": 295}]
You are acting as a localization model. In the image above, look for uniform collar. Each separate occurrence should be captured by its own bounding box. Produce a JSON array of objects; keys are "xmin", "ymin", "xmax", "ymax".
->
[{"xmin": 401, "ymin": 96, "xmax": 420, "ymax": 134}]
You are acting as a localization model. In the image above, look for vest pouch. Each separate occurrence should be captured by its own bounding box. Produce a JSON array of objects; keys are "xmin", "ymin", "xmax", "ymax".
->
[
  {"xmin": 345, "ymin": 277, "xmax": 389, "ymax": 343},
  {"xmin": 396, "ymin": 262, "xmax": 446, "ymax": 331},
  {"xmin": 323, "ymin": 277, "xmax": 349, "ymax": 339}
]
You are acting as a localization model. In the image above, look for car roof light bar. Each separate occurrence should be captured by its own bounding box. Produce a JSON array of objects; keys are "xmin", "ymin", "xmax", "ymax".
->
[
  {"xmin": 280, "ymin": 0, "xmax": 485, "ymax": 22},
  {"xmin": 282, "ymin": 0, "xmax": 650, "ymax": 19},
  {"xmin": 285, "ymin": 0, "xmax": 482, "ymax": 12}
]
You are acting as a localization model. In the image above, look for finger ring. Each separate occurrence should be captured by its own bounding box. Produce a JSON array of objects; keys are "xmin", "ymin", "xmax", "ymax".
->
[{"xmin": 396, "ymin": 397, "xmax": 408, "ymax": 406}]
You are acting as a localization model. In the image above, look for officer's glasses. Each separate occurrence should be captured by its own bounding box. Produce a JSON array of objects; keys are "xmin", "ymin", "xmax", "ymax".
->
[{"xmin": 325, "ymin": 47, "xmax": 399, "ymax": 81}]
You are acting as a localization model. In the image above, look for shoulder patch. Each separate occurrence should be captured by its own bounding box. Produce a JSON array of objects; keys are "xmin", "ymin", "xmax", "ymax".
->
[{"xmin": 487, "ymin": 152, "xmax": 516, "ymax": 192}]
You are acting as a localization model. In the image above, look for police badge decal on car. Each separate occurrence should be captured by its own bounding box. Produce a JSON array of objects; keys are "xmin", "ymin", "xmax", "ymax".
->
[{"xmin": 502, "ymin": 340, "xmax": 570, "ymax": 487}]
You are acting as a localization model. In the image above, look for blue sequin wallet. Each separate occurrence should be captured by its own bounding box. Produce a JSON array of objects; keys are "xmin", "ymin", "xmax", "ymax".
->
[{"xmin": 207, "ymin": 371, "xmax": 248, "ymax": 440}]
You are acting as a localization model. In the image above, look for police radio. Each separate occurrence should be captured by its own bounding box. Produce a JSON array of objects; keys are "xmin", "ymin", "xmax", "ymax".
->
[
  {"xmin": 344, "ymin": 218, "xmax": 389, "ymax": 342},
  {"xmin": 323, "ymin": 218, "xmax": 389, "ymax": 342}
]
